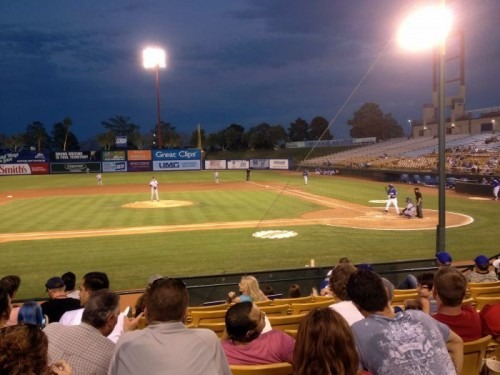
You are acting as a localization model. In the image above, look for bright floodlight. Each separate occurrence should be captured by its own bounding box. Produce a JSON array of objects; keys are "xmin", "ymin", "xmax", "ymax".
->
[
  {"xmin": 398, "ymin": 6, "xmax": 452, "ymax": 51},
  {"xmin": 143, "ymin": 47, "xmax": 167, "ymax": 69}
]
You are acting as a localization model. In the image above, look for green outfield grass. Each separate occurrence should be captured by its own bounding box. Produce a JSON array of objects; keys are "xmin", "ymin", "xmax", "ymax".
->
[{"xmin": 1, "ymin": 170, "xmax": 498, "ymax": 299}]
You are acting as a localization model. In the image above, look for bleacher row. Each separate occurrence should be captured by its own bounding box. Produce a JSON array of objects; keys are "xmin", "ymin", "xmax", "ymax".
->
[
  {"xmin": 115, "ymin": 280, "xmax": 500, "ymax": 374},
  {"xmin": 302, "ymin": 134, "xmax": 500, "ymax": 174},
  {"xmin": 123, "ymin": 281, "xmax": 500, "ymax": 332}
]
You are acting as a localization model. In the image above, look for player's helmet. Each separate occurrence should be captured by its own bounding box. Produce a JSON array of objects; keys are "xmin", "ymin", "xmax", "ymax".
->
[{"xmin": 388, "ymin": 184, "xmax": 394, "ymax": 188}]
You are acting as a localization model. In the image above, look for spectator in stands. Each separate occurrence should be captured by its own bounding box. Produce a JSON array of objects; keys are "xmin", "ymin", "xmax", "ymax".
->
[
  {"xmin": 61, "ymin": 272, "xmax": 80, "ymax": 300},
  {"xmin": 44, "ymin": 290, "xmax": 120, "ymax": 375},
  {"xmin": 294, "ymin": 307, "xmax": 361, "ymax": 375},
  {"xmin": 480, "ymin": 302, "xmax": 500, "ymax": 341},
  {"xmin": 288, "ymin": 283, "xmax": 301, "ymax": 298},
  {"xmin": 134, "ymin": 274, "xmax": 165, "ymax": 318},
  {"xmin": 18, "ymin": 301, "xmax": 46, "ymax": 327},
  {"xmin": 108, "ymin": 278, "xmax": 231, "ymax": 375},
  {"xmin": 328, "ymin": 262, "xmax": 364, "ymax": 326},
  {"xmin": 0, "ymin": 287, "xmax": 11, "ymax": 329},
  {"xmin": 494, "ymin": 259, "xmax": 500, "ymax": 280},
  {"xmin": 347, "ymin": 269, "xmax": 463, "ymax": 374},
  {"xmin": 436, "ymin": 251, "xmax": 453, "ymax": 266},
  {"xmin": 432, "ymin": 266, "xmax": 483, "ymax": 342},
  {"xmin": 263, "ymin": 285, "xmax": 276, "ymax": 296},
  {"xmin": 222, "ymin": 301, "xmax": 294, "ymax": 365},
  {"xmin": 59, "ymin": 271, "xmax": 140, "ymax": 343},
  {"xmin": 228, "ymin": 275, "xmax": 269, "ymax": 303},
  {"xmin": 416, "ymin": 272, "xmax": 437, "ymax": 314},
  {"xmin": 0, "ymin": 324, "xmax": 72, "ymax": 375},
  {"xmin": 467, "ymin": 255, "xmax": 497, "ymax": 283},
  {"xmin": 41, "ymin": 276, "xmax": 81, "ymax": 323},
  {"xmin": 0, "ymin": 275, "xmax": 21, "ymax": 326}
]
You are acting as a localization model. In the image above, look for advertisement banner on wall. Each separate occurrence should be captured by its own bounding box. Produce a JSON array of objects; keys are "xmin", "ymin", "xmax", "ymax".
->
[
  {"xmin": 0, "ymin": 163, "xmax": 50, "ymax": 175},
  {"xmin": 152, "ymin": 149, "xmax": 201, "ymax": 171},
  {"xmin": 102, "ymin": 161, "xmax": 128, "ymax": 172},
  {"xmin": 153, "ymin": 160, "xmax": 201, "ymax": 171},
  {"xmin": 29, "ymin": 163, "xmax": 50, "ymax": 175},
  {"xmin": 0, "ymin": 164, "xmax": 31, "ymax": 175},
  {"xmin": 127, "ymin": 150, "xmax": 152, "ymax": 161},
  {"xmin": 51, "ymin": 151, "xmax": 99, "ymax": 162},
  {"xmin": 270, "ymin": 159, "xmax": 289, "ymax": 170},
  {"xmin": 127, "ymin": 160, "xmax": 152, "ymax": 172},
  {"xmin": 0, "ymin": 151, "xmax": 49, "ymax": 164},
  {"xmin": 204, "ymin": 160, "xmax": 227, "ymax": 170},
  {"xmin": 250, "ymin": 159, "xmax": 270, "ymax": 169},
  {"xmin": 227, "ymin": 160, "xmax": 249, "ymax": 169},
  {"xmin": 115, "ymin": 136, "xmax": 127, "ymax": 148},
  {"xmin": 102, "ymin": 151, "xmax": 126, "ymax": 161},
  {"xmin": 152, "ymin": 149, "xmax": 201, "ymax": 161},
  {"xmin": 50, "ymin": 162, "xmax": 101, "ymax": 174}
]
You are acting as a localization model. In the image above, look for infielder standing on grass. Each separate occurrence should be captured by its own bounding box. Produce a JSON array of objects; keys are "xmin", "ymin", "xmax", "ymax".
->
[
  {"xmin": 303, "ymin": 170, "xmax": 309, "ymax": 185},
  {"xmin": 96, "ymin": 173, "xmax": 102, "ymax": 185},
  {"xmin": 384, "ymin": 183, "xmax": 400, "ymax": 214},
  {"xmin": 492, "ymin": 177, "xmax": 499, "ymax": 201},
  {"xmin": 150, "ymin": 176, "xmax": 159, "ymax": 202},
  {"xmin": 214, "ymin": 170, "xmax": 220, "ymax": 184}
]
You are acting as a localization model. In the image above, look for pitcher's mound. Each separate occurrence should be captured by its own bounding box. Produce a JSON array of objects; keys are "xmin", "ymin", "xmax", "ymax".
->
[{"xmin": 123, "ymin": 200, "xmax": 194, "ymax": 209}]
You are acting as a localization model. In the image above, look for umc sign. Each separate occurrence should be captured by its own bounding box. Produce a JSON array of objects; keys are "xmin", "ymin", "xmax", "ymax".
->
[{"xmin": 152, "ymin": 148, "xmax": 201, "ymax": 171}]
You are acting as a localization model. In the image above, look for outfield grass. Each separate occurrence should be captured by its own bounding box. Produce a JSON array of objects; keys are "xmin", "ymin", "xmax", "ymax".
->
[{"xmin": 1, "ymin": 170, "xmax": 498, "ymax": 299}]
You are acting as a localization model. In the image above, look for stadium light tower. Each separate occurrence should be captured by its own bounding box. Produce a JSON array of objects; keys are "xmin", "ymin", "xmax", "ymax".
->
[
  {"xmin": 143, "ymin": 47, "xmax": 167, "ymax": 149},
  {"xmin": 398, "ymin": 1, "xmax": 452, "ymax": 253}
]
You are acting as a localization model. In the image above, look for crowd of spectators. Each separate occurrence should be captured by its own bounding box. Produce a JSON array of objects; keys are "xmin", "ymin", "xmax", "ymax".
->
[{"xmin": 1, "ymin": 255, "xmax": 499, "ymax": 374}]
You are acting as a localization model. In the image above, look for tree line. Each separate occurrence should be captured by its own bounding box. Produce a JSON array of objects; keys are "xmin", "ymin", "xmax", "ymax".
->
[{"xmin": 0, "ymin": 103, "xmax": 403, "ymax": 152}]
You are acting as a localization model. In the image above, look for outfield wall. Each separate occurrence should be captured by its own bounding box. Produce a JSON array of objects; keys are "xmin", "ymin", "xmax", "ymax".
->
[{"xmin": 0, "ymin": 149, "xmax": 290, "ymax": 175}]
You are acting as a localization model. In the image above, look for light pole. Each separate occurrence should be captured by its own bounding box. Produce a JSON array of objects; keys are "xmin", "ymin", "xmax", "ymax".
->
[
  {"xmin": 408, "ymin": 119, "xmax": 412, "ymax": 137},
  {"xmin": 398, "ymin": 1, "xmax": 451, "ymax": 253},
  {"xmin": 143, "ymin": 47, "xmax": 167, "ymax": 149}
]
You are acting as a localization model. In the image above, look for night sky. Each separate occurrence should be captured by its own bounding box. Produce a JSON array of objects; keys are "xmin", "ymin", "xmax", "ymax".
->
[{"xmin": 1, "ymin": 0, "xmax": 499, "ymax": 141}]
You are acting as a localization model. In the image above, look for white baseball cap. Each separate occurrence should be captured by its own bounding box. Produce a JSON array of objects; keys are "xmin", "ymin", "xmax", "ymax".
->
[{"xmin": 493, "ymin": 259, "xmax": 500, "ymax": 270}]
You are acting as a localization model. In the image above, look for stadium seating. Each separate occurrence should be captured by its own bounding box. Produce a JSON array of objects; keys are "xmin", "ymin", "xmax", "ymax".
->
[
  {"xmin": 468, "ymin": 285, "xmax": 500, "ymax": 300},
  {"xmin": 195, "ymin": 321, "xmax": 226, "ymax": 338},
  {"xmin": 267, "ymin": 313, "xmax": 307, "ymax": 331},
  {"xmin": 474, "ymin": 296, "xmax": 500, "ymax": 311},
  {"xmin": 289, "ymin": 299, "xmax": 335, "ymax": 315},
  {"xmin": 462, "ymin": 335, "xmax": 492, "ymax": 375},
  {"xmin": 230, "ymin": 363, "xmax": 293, "ymax": 375}
]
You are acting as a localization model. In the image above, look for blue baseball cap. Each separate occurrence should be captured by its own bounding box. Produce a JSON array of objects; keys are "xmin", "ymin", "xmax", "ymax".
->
[
  {"xmin": 436, "ymin": 252, "xmax": 452, "ymax": 265},
  {"xmin": 474, "ymin": 255, "xmax": 489, "ymax": 267},
  {"xmin": 357, "ymin": 263, "xmax": 374, "ymax": 271}
]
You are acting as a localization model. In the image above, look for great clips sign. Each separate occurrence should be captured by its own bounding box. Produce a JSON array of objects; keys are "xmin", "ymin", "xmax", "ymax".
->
[{"xmin": 152, "ymin": 149, "xmax": 201, "ymax": 171}]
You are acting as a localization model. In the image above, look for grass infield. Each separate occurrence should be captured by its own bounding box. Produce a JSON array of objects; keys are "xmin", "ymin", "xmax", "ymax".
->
[{"xmin": 0, "ymin": 170, "xmax": 498, "ymax": 299}]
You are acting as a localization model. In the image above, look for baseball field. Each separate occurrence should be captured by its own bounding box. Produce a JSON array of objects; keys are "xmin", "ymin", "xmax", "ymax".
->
[{"xmin": 0, "ymin": 170, "xmax": 497, "ymax": 299}]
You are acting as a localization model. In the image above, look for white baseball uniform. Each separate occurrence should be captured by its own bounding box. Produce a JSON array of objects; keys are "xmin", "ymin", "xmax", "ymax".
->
[{"xmin": 150, "ymin": 178, "xmax": 159, "ymax": 202}]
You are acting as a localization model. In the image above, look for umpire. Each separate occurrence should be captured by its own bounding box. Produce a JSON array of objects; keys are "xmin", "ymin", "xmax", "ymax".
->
[{"xmin": 414, "ymin": 187, "xmax": 423, "ymax": 218}]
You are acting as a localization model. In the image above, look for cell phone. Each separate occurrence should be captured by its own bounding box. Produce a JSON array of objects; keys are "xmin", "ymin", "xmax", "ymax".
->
[{"xmin": 123, "ymin": 306, "xmax": 131, "ymax": 317}]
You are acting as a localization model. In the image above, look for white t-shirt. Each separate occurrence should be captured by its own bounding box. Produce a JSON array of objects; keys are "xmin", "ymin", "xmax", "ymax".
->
[{"xmin": 59, "ymin": 308, "xmax": 125, "ymax": 343}]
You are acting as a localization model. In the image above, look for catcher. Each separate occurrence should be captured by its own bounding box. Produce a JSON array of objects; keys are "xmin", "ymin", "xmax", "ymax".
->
[{"xmin": 400, "ymin": 197, "xmax": 416, "ymax": 218}]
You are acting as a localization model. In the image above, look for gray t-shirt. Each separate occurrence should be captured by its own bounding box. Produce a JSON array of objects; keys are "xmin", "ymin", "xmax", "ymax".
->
[{"xmin": 351, "ymin": 309, "xmax": 456, "ymax": 375}]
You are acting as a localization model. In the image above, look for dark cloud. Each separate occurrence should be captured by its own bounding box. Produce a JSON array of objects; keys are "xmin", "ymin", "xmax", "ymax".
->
[{"xmin": 0, "ymin": 0, "xmax": 499, "ymax": 141}]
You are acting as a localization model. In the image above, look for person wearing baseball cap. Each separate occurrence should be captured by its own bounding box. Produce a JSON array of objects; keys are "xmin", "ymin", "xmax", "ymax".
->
[
  {"xmin": 41, "ymin": 276, "xmax": 81, "ymax": 323},
  {"xmin": 435, "ymin": 251, "xmax": 452, "ymax": 266},
  {"xmin": 493, "ymin": 259, "xmax": 500, "ymax": 280},
  {"xmin": 467, "ymin": 255, "xmax": 497, "ymax": 283}
]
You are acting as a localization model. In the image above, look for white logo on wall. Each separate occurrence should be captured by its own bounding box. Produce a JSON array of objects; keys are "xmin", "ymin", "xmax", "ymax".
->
[
  {"xmin": 115, "ymin": 136, "xmax": 127, "ymax": 146},
  {"xmin": 252, "ymin": 230, "xmax": 298, "ymax": 239}
]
